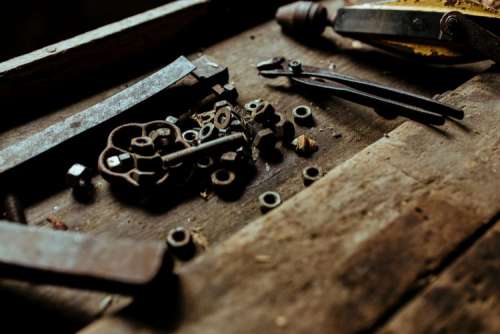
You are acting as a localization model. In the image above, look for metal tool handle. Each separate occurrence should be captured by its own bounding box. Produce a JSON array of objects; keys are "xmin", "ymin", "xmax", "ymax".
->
[{"xmin": 292, "ymin": 77, "xmax": 445, "ymax": 125}]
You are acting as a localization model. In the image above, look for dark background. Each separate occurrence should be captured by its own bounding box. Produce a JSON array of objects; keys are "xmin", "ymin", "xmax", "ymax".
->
[{"xmin": 1, "ymin": 0, "xmax": 172, "ymax": 61}]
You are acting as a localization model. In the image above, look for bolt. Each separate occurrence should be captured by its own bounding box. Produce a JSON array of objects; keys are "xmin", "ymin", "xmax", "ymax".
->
[
  {"xmin": 162, "ymin": 133, "xmax": 248, "ymax": 166},
  {"xmin": 167, "ymin": 227, "xmax": 196, "ymax": 261}
]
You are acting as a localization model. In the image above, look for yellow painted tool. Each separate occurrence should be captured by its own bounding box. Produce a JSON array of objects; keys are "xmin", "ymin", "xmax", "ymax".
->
[{"xmin": 276, "ymin": 0, "xmax": 500, "ymax": 63}]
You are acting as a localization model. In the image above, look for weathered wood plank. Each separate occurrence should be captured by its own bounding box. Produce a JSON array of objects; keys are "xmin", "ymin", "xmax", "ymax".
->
[
  {"xmin": 0, "ymin": 0, "xmax": 210, "ymax": 100},
  {"xmin": 78, "ymin": 69, "xmax": 500, "ymax": 333},
  {"xmin": 380, "ymin": 221, "xmax": 500, "ymax": 333}
]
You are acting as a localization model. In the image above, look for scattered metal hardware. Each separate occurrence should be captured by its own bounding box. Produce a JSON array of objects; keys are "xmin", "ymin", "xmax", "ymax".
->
[
  {"xmin": 258, "ymin": 57, "xmax": 463, "ymax": 124},
  {"xmin": 302, "ymin": 165, "xmax": 323, "ymax": 186},
  {"xmin": 2, "ymin": 193, "xmax": 26, "ymax": 224},
  {"xmin": 0, "ymin": 56, "xmax": 229, "ymax": 205},
  {"xmin": 292, "ymin": 105, "xmax": 314, "ymax": 126},
  {"xmin": 0, "ymin": 221, "xmax": 173, "ymax": 295},
  {"xmin": 254, "ymin": 128, "xmax": 278, "ymax": 153},
  {"xmin": 292, "ymin": 134, "xmax": 319, "ymax": 156},
  {"xmin": 211, "ymin": 168, "xmax": 238, "ymax": 197},
  {"xmin": 259, "ymin": 191, "xmax": 282, "ymax": 213},
  {"xmin": 166, "ymin": 227, "xmax": 196, "ymax": 261},
  {"xmin": 276, "ymin": 1, "xmax": 500, "ymax": 63},
  {"xmin": 66, "ymin": 163, "xmax": 95, "ymax": 201},
  {"xmin": 182, "ymin": 129, "xmax": 200, "ymax": 146}
]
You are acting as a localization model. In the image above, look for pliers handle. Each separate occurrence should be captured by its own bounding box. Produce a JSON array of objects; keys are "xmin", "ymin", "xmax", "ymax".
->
[{"xmin": 257, "ymin": 57, "xmax": 464, "ymax": 125}]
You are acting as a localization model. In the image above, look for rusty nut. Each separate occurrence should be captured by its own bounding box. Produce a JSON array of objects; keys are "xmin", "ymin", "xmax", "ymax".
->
[
  {"xmin": 271, "ymin": 112, "xmax": 295, "ymax": 145},
  {"xmin": 259, "ymin": 191, "xmax": 282, "ymax": 213},
  {"xmin": 211, "ymin": 168, "xmax": 238, "ymax": 197},
  {"xmin": 302, "ymin": 165, "xmax": 323, "ymax": 186},
  {"xmin": 253, "ymin": 128, "xmax": 277, "ymax": 152},
  {"xmin": 292, "ymin": 105, "xmax": 314, "ymax": 126},
  {"xmin": 196, "ymin": 156, "xmax": 215, "ymax": 174},
  {"xmin": 167, "ymin": 227, "xmax": 196, "ymax": 261}
]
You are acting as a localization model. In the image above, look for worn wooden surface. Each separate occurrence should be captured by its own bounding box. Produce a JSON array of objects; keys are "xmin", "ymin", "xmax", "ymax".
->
[{"xmin": 0, "ymin": 0, "xmax": 496, "ymax": 333}]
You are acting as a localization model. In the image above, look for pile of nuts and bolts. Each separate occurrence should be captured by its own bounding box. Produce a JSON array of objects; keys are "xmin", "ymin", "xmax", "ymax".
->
[{"xmin": 97, "ymin": 99, "xmax": 255, "ymax": 199}]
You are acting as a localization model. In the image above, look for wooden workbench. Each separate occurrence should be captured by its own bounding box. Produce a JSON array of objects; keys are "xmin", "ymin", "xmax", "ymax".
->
[{"xmin": 1, "ymin": 1, "xmax": 499, "ymax": 333}]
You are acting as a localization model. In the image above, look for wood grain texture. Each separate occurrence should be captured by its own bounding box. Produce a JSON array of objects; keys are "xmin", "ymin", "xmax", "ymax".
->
[
  {"xmin": 78, "ymin": 65, "xmax": 500, "ymax": 332},
  {"xmin": 380, "ymin": 221, "xmax": 500, "ymax": 334}
]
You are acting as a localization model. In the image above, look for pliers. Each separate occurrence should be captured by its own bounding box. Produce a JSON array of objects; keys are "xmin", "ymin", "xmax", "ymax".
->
[{"xmin": 257, "ymin": 57, "xmax": 464, "ymax": 126}]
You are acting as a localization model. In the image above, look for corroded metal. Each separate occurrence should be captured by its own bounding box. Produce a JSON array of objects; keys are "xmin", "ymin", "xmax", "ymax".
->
[{"xmin": 0, "ymin": 221, "xmax": 172, "ymax": 294}]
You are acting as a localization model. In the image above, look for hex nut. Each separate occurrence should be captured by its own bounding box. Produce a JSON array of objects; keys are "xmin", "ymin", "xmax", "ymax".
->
[
  {"xmin": 259, "ymin": 191, "xmax": 282, "ymax": 213},
  {"xmin": 220, "ymin": 151, "xmax": 240, "ymax": 169},
  {"xmin": 199, "ymin": 123, "xmax": 219, "ymax": 142},
  {"xmin": 130, "ymin": 136, "xmax": 155, "ymax": 156},
  {"xmin": 302, "ymin": 165, "xmax": 323, "ymax": 186},
  {"xmin": 229, "ymin": 119, "xmax": 244, "ymax": 133},
  {"xmin": 292, "ymin": 105, "xmax": 314, "ymax": 126},
  {"xmin": 167, "ymin": 227, "xmax": 196, "ymax": 261},
  {"xmin": 271, "ymin": 112, "xmax": 295, "ymax": 145},
  {"xmin": 253, "ymin": 128, "xmax": 277, "ymax": 152},
  {"xmin": 252, "ymin": 101, "xmax": 275, "ymax": 124},
  {"xmin": 211, "ymin": 168, "xmax": 238, "ymax": 197},
  {"xmin": 244, "ymin": 99, "xmax": 264, "ymax": 114},
  {"xmin": 182, "ymin": 130, "xmax": 199, "ymax": 146},
  {"xmin": 66, "ymin": 163, "xmax": 92, "ymax": 188}
]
